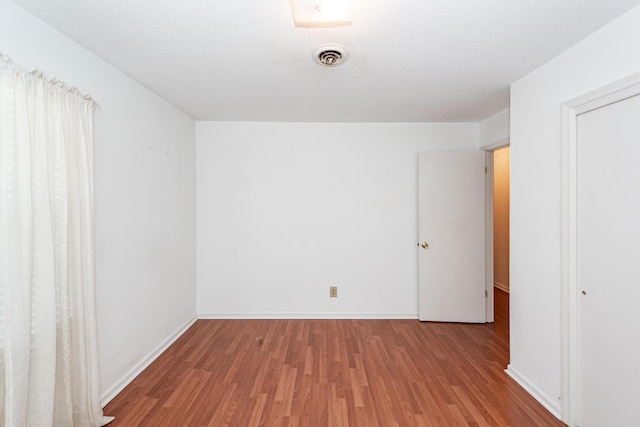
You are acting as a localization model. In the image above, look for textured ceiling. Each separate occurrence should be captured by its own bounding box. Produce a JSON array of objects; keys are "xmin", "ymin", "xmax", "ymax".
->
[{"xmin": 9, "ymin": 0, "xmax": 640, "ymax": 122}]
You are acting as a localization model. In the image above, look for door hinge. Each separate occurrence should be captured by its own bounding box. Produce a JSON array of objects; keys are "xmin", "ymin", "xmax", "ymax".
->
[
  {"xmin": 485, "ymin": 166, "xmax": 488, "ymax": 174},
  {"xmin": 485, "ymin": 290, "xmax": 488, "ymax": 297}
]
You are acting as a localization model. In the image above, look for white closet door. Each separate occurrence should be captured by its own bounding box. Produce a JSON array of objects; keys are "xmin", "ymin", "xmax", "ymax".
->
[{"xmin": 577, "ymin": 93, "xmax": 640, "ymax": 426}]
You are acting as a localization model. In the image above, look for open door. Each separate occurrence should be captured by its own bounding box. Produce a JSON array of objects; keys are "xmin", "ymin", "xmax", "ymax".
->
[{"xmin": 418, "ymin": 151, "xmax": 486, "ymax": 322}]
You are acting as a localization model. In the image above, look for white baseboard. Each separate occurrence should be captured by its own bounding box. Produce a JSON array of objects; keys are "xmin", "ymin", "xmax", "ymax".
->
[
  {"xmin": 197, "ymin": 312, "xmax": 418, "ymax": 320},
  {"xmin": 494, "ymin": 281, "xmax": 510, "ymax": 293},
  {"xmin": 100, "ymin": 316, "xmax": 198, "ymax": 406},
  {"xmin": 505, "ymin": 364, "xmax": 562, "ymax": 420}
]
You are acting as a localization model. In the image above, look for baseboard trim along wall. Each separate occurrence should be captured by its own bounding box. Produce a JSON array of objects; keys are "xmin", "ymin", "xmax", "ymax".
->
[
  {"xmin": 494, "ymin": 281, "xmax": 510, "ymax": 293},
  {"xmin": 100, "ymin": 316, "xmax": 198, "ymax": 406},
  {"xmin": 198, "ymin": 312, "xmax": 418, "ymax": 320},
  {"xmin": 506, "ymin": 364, "xmax": 562, "ymax": 420}
]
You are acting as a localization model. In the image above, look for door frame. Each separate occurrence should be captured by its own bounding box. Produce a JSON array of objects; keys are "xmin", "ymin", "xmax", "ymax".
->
[
  {"xmin": 561, "ymin": 71, "xmax": 640, "ymax": 426},
  {"xmin": 482, "ymin": 139, "xmax": 510, "ymax": 323}
]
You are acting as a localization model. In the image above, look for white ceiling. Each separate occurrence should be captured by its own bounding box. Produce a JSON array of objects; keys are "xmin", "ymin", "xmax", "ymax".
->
[{"xmin": 10, "ymin": 0, "xmax": 640, "ymax": 122}]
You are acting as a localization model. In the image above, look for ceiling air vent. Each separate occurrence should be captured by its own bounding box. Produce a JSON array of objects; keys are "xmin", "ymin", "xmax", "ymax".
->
[{"xmin": 313, "ymin": 44, "xmax": 348, "ymax": 67}]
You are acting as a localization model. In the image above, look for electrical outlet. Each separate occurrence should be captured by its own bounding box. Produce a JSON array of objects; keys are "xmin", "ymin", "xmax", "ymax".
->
[{"xmin": 329, "ymin": 286, "xmax": 338, "ymax": 298}]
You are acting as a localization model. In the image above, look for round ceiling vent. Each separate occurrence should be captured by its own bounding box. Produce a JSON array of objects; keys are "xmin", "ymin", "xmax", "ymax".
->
[{"xmin": 313, "ymin": 44, "xmax": 349, "ymax": 67}]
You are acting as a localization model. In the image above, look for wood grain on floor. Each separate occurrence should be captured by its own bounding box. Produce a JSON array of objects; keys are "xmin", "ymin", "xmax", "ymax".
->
[{"xmin": 104, "ymin": 319, "xmax": 564, "ymax": 426}]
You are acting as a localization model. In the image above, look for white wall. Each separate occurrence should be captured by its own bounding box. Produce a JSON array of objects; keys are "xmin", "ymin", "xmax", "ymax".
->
[
  {"xmin": 0, "ymin": 0, "xmax": 197, "ymax": 403},
  {"xmin": 197, "ymin": 122, "xmax": 478, "ymax": 318},
  {"xmin": 509, "ymin": 4, "xmax": 640, "ymax": 418},
  {"xmin": 479, "ymin": 108, "xmax": 510, "ymax": 149}
]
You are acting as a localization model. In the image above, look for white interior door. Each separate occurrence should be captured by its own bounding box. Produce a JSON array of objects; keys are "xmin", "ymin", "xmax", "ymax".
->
[
  {"xmin": 418, "ymin": 151, "xmax": 486, "ymax": 322},
  {"xmin": 576, "ymin": 93, "xmax": 640, "ymax": 426}
]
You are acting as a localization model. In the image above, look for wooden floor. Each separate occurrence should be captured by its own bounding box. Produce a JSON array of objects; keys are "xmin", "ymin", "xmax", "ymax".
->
[
  {"xmin": 104, "ymin": 319, "xmax": 564, "ymax": 426},
  {"xmin": 493, "ymin": 287, "xmax": 509, "ymax": 343}
]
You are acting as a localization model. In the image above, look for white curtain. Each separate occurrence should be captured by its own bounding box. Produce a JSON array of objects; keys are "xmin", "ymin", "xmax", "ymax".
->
[{"xmin": 0, "ymin": 54, "xmax": 113, "ymax": 426}]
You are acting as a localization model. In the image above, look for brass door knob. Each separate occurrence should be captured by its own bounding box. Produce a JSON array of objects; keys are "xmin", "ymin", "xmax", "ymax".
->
[{"xmin": 420, "ymin": 242, "xmax": 429, "ymax": 249}]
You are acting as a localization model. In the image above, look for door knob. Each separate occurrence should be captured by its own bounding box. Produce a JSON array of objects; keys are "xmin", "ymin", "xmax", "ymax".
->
[{"xmin": 420, "ymin": 242, "xmax": 429, "ymax": 249}]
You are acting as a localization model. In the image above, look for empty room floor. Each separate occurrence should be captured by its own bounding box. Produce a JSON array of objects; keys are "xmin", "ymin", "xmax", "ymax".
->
[{"xmin": 104, "ymin": 319, "xmax": 564, "ymax": 426}]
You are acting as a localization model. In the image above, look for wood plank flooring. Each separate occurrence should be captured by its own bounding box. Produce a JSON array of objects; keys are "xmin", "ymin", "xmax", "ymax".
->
[
  {"xmin": 104, "ymin": 319, "xmax": 564, "ymax": 426},
  {"xmin": 493, "ymin": 287, "xmax": 509, "ymax": 342}
]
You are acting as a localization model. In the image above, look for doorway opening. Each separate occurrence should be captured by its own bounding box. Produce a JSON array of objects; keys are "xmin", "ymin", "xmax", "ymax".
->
[{"xmin": 492, "ymin": 146, "xmax": 510, "ymax": 343}]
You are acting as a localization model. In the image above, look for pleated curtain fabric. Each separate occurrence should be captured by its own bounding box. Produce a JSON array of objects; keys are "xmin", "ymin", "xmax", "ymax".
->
[{"xmin": 0, "ymin": 54, "xmax": 113, "ymax": 426}]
